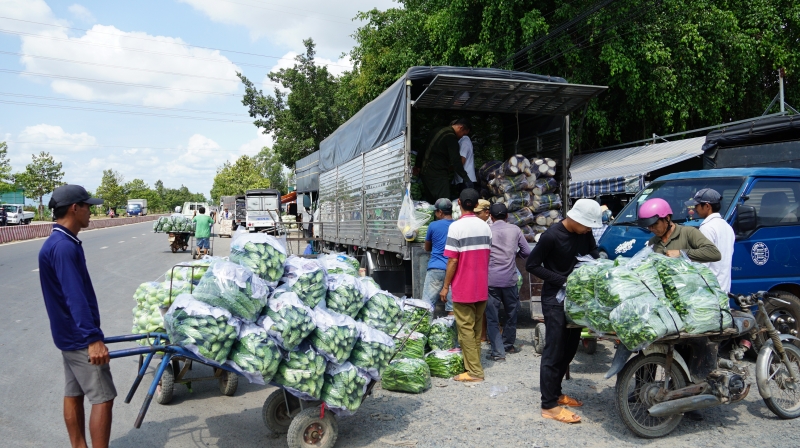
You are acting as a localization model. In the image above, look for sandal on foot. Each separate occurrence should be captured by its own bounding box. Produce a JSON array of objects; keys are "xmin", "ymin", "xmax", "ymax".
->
[
  {"xmin": 453, "ymin": 373, "xmax": 484, "ymax": 382},
  {"xmin": 542, "ymin": 407, "xmax": 581, "ymax": 424},
  {"xmin": 558, "ymin": 395, "xmax": 583, "ymax": 407}
]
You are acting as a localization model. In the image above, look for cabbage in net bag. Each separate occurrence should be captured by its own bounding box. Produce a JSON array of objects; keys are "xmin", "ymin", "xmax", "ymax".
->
[
  {"xmin": 394, "ymin": 331, "xmax": 427, "ymax": 359},
  {"xmin": 356, "ymin": 289, "xmax": 402, "ymax": 333},
  {"xmin": 274, "ymin": 343, "xmax": 327, "ymax": 401},
  {"xmin": 309, "ymin": 307, "xmax": 359, "ymax": 364},
  {"xmin": 381, "ymin": 358, "xmax": 431, "ymax": 394},
  {"xmin": 281, "ymin": 256, "xmax": 327, "ymax": 308},
  {"xmin": 425, "ymin": 349, "xmax": 465, "ymax": 378},
  {"xmin": 427, "ymin": 316, "xmax": 457, "ymax": 351},
  {"xmin": 261, "ymin": 291, "xmax": 316, "ymax": 351},
  {"xmin": 321, "ymin": 362, "xmax": 370, "ymax": 416},
  {"xmin": 164, "ymin": 294, "xmax": 241, "ymax": 365},
  {"xmin": 349, "ymin": 322, "xmax": 395, "ymax": 380},
  {"xmin": 226, "ymin": 321, "xmax": 283, "ymax": 385},
  {"xmin": 326, "ymin": 274, "xmax": 367, "ymax": 318},
  {"xmin": 229, "ymin": 233, "xmax": 287, "ymax": 285},
  {"xmin": 192, "ymin": 259, "xmax": 269, "ymax": 322}
]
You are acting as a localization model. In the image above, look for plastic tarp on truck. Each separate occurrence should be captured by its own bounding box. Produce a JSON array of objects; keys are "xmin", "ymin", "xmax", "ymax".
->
[
  {"xmin": 295, "ymin": 152, "xmax": 320, "ymax": 193},
  {"xmin": 703, "ymin": 115, "xmax": 800, "ymax": 169}
]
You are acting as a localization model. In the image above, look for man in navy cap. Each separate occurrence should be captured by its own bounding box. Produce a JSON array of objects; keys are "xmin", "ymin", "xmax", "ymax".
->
[
  {"xmin": 686, "ymin": 188, "xmax": 734, "ymax": 292},
  {"xmin": 422, "ymin": 198, "xmax": 455, "ymax": 314},
  {"xmin": 39, "ymin": 185, "xmax": 116, "ymax": 448}
]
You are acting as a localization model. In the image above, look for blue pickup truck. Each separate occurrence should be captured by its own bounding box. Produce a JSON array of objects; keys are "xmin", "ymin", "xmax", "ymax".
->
[{"xmin": 597, "ymin": 167, "xmax": 800, "ymax": 336}]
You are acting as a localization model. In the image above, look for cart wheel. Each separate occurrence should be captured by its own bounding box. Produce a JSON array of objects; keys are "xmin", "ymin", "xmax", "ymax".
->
[
  {"xmin": 533, "ymin": 322, "xmax": 546, "ymax": 355},
  {"xmin": 263, "ymin": 389, "xmax": 293, "ymax": 434},
  {"xmin": 155, "ymin": 363, "xmax": 175, "ymax": 405},
  {"xmin": 218, "ymin": 370, "xmax": 238, "ymax": 396},
  {"xmin": 286, "ymin": 407, "xmax": 338, "ymax": 448},
  {"xmin": 584, "ymin": 338, "xmax": 598, "ymax": 355}
]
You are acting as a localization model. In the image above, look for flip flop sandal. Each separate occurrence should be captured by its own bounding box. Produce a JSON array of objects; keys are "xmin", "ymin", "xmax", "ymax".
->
[
  {"xmin": 453, "ymin": 373, "xmax": 484, "ymax": 382},
  {"xmin": 541, "ymin": 407, "xmax": 581, "ymax": 424},
  {"xmin": 558, "ymin": 395, "xmax": 584, "ymax": 407}
]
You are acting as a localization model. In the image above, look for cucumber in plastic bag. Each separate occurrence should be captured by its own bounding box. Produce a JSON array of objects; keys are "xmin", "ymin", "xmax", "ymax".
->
[
  {"xmin": 164, "ymin": 294, "xmax": 241, "ymax": 365},
  {"xmin": 225, "ymin": 321, "xmax": 283, "ymax": 385},
  {"xmin": 320, "ymin": 362, "xmax": 370, "ymax": 416}
]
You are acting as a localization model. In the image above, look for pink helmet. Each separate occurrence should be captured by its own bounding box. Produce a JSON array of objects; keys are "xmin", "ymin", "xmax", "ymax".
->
[{"xmin": 638, "ymin": 198, "xmax": 673, "ymax": 227}]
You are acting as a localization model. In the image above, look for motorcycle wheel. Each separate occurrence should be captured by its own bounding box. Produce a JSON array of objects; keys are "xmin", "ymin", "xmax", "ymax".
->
[
  {"xmin": 615, "ymin": 354, "xmax": 688, "ymax": 439},
  {"xmin": 757, "ymin": 343, "xmax": 800, "ymax": 419}
]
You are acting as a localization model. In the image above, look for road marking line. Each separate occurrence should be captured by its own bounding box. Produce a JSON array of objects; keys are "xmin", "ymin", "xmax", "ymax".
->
[
  {"xmin": 100, "ymin": 246, "xmax": 108, "ymax": 249},
  {"xmin": 132, "ymin": 237, "xmax": 137, "ymax": 239},
  {"xmin": 32, "ymin": 268, "xmax": 39, "ymax": 272},
  {"xmin": 119, "ymin": 241, "xmax": 125, "ymax": 243}
]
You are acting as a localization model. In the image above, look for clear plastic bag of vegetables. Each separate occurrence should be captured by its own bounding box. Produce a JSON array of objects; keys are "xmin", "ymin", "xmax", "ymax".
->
[
  {"xmin": 564, "ymin": 298, "xmax": 589, "ymax": 327},
  {"xmin": 565, "ymin": 258, "xmax": 614, "ymax": 333},
  {"xmin": 159, "ymin": 280, "xmax": 193, "ymax": 307},
  {"xmin": 318, "ymin": 253, "xmax": 360, "ymax": 276},
  {"xmin": 398, "ymin": 298, "xmax": 434, "ymax": 335},
  {"xmin": 274, "ymin": 343, "xmax": 327, "ymax": 401},
  {"xmin": 281, "ymin": 256, "xmax": 328, "ymax": 308},
  {"xmin": 326, "ymin": 274, "xmax": 367, "ymax": 318},
  {"xmin": 610, "ymin": 294, "xmax": 684, "ymax": 351},
  {"xmin": 164, "ymin": 294, "xmax": 241, "ymax": 365},
  {"xmin": 425, "ymin": 349, "xmax": 465, "ymax": 378},
  {"xmin": 358, "ymin": 276, "xmax": 381, "ymax": 298},
  {"xmin": 488, "ymin": 174, "xmax": 530, "ymax": 195},
  {"xmin": 397, "ymin": 187, "xmax": 431, "ymax": 242},
  {"xmin": 309, "ymin": 307, "xmax": 359, "ymax": 364},
  {"xmin": 192, "ymin": 259, "xmax": 269, "ymax": 322},
  {"xmin": 229, "ymin": 233, "xmax": 288, "ymax": 285},
  {"xmin": 356, "ymin": 289, "xmax": 402, "ymax": 333},
  {"xmin": 261, "ymin": 291, "xmax": 316, "ymax": 351},
  {"xmin": 320, "ymin": 362, "xmax": 370, "ymax": 416},
  {"xmin": 225, "ymin": 321, "xmax": 283, "ymax": 385},
  {"xmin": 529, "ymin": 194, "xmax": 562, "ymax": 214},
  {"xmin": 164, "ymin": 259, "xmax": 214, "ymax": 284},
  {"xmin": 507, "ymin": 207, "xmax": 535, "ymax": 227},
  {"xmin": 394, "ymin": 331, "xmax": 427, "ymax": 359},
  {"xmin": 349, "ymin": 322, "xmax": 395, "ymax": 380},
  {"xmin": 131, "ymin": 282, "xmax": 166, "ymax": 338},
  {"xmin": 381, "ymin": 358, "xmax": 431, "ymax": 394},
  {"xmin": 427, "ymin": 316, "xmax": 457, "ymax": 351},
  {"xmin": 503, "ymin": 191, "xmax": 532, "ymax": 212}
]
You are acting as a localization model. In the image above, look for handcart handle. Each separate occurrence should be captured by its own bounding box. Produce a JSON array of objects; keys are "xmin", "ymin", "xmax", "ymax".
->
[{"xmin": 104, "ymin": 333, "xmax": 169, "ymax": 344}]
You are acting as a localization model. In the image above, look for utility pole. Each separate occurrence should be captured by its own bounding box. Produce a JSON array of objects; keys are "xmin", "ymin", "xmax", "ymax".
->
[{"xmin": 779, "ymin": 67, "xmax": 785, "ymax": 114}]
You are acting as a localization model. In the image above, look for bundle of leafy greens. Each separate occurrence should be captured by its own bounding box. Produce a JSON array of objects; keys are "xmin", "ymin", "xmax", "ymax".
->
[
  {"xmin": 381, "ymin": 358, "xmax": 431, "ymax": 394},
  {"xmin": 425, "ymin": 350, "xmax": 465, "ymax": 378}
]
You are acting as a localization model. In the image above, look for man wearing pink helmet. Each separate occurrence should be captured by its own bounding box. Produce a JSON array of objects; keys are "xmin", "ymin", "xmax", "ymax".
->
[{"xmin": 638, "ymin": 198, "xmax": 721, "ymax": 263}]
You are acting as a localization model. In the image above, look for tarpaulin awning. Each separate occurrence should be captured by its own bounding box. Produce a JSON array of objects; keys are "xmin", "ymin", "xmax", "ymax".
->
[
  {"xmin": 295, "ymin": 151, "xmax": 320, "ymax": 193},
  {"xmin": 703, "ymin": 115, "xmax": 800, "ymax": 169},
  {"xmin": 569, "ymin": 137, "xmax": 705, "ymax": 198}
]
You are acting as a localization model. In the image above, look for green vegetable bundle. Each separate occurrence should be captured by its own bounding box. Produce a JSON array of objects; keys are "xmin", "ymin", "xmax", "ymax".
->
[
  {"xmin": 318, "ymin": 253, "xmax": 359, "ymax": 276},
  {"xmin": 356, "ymin": 290, "xmax": 402, "ymax": 333},
  {"xmin": 610, "ymin": 295, "xmax": 684, "ymax": 351},
  {"xmin": 395, "ymin": 331, "xmax": 427, "ymax": 359},
  {"xmin": 281, "ymin": 256, "xmax": 327, "ymax": 308},
  {"xmin": 596, "ymin": 265, "xmax": 655, "ymax": 308},
  {"xmin": 358, "ymin": 277, "xmax": 381, "ymax": 297},
  {"xmin": 320, "ymin": 362, "xmax": 370, "ymax": 416},
  {"xmin": 159, "ymin": 280, "xmax": 192, "ymax": 306},
  {"xmin": 381, "ymin": 358, "xmax": 431, "ymax": 394},
  {"xmin": 349, "ymin": 323, "xmax": 395, "ymax": 380},
  {"xmin": 425, "ymin": 350, "xmax": 465, "ymax": 378},
  {"xmin": 274, "ymin": 344, "xmax": 327, "ymax": 400},
  {"xmin": 427, "ymin": 317, "xmax": 457, "ymax": 351},
  {"xmin": 564, "ymin": 298, "xmax": 589, "ymax": 327},
  {"xmin": 131, "ymin": 282, "xmax": 166, "ymax": 338},
  {"xmin": 565, "ymin": 260, "xmax": 613, "ymax": 307},
  {"xmin": 165, "ymin": 259, "xmax": 212, "ymax": 284},
  {"xmin": 399, "ymin": 299, "xmax": 434, "ymax": 336},
  {"xmin": 192, "ymin": 260, "xmax": 269, "ymax": 322},
  {"xmin": 229, "ymin": 233, "xmax": 288, "ymax": 285},
  {"xmin": 226, "ymin": 322, "xmax": 283, "ymax": 385},
  {"xmin": 154, "ymin": 215, "xmax": 195, "ymax": 233},
  {"xmin": 262, "ymin": 291, "xmax": 316, "ymax": 350},
  {"xmin": 326, "ymin": 274, "xmax": 366, "ymax": 318},
  {"xmin": 164, "ymin": 295, "xmax": 240, "ymax": 364},
  {"xmin": 309, "ymin": 308, "xmax": 359, "ymax": 364}
]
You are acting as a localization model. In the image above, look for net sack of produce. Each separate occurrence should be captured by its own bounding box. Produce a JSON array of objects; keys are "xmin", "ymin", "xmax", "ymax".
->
[
  {"xmin": 164, "ymin": 294, "xmax": 241, "ymax": 365},
  {"xmin": 165, "ymin": 259, "xmax": 213, "ymax": 284},
  {"xmin": 309, "ymin": 308, "xmax": 359, "ymax": 364},
  {"xmin": 533, "ymin": 210, "xmax": 562, "ymax": 227},
  {"xmin": 530, "ymin": 194, "xmax": 562, "ymax": 214},
  {"xmin": 530, "ymin": 157, "xmax": 557, "ymax": 177},
  {"xmin": 610, "ymin": 295, "xmax": 684, "ymax": 351},
  {"xmin": 159, "ymin": 280, "xmax": 193, "ymax": 307},
  {"xmin": 425, "ymin": 349, "xmax": 465, "ymax": 378},
  {"xmin": 229, "ymin": 233, "xmax": 287, "ymax": 285},
  {"xmin": 427, "ymin": 316, "xmax": 457, "ymax": 351},
  {"xmin": 193, "ymin": 259, "xmax": 269, "ymax": 322},
  {"xmin": 381, "ymin": 358, "xmax": 431, "ymax": 394},
  {"xmin": 320, "ymin": 362, "xmax": 370, "ymax": 416},
  {"xmin": 153, "ymin": 216, "xmax": 170, "ymax": 232},
  {"xmin": 225, "ymin": 321, "xmax": 283, "ymax": 385},
  {"xmin": 530, "ymin": 176, "xmax": 559, "ymax": 196},
  {"xmin": 274, "ymin": 343, "xmax": 327, "ymax": 401},
  {"xmin": 395, "ymin": 331, "xmax": 427, "ymax": 359},
  {"xmin": 349, "ymin": 323, "xmax": 395, "ymax": 380},
  {"xmin": 262, "ymin": 291, "xmax": 316, "ymax": 351},
  {"xmin": 503, "ymin": 191, "xmax": 532, "ymax": 212},
  {"xmin": 356, "ymin": 289, "xmax": 402, "ymax": 332},
  {"xmin": 478, "ymin": 160, "xmax": 503, "ymax": 181},
  {"xmin": 488, "ymin": 174, "xmax": 530, "ymax": 195},
  {"xmin": 318, "ymin": 253, "xmax": 360, "ymax": 276},
  {"xmin": 131, "ymin": 282, "xmax": 166, "ymax": 338},
  {"xmin": 326, "ymin": 274, "xmax": 367, "ymax": 318},
  {"xmin": 507, "ymin": 207, "xmax": 535, "ymax": 227},
  {"xmin": 281, "ymin": 256, "xmax": 328, "ymax": 308},
  {"xmin": 399, "ymin": 298, "xmax": 434, "ymax": 335}
]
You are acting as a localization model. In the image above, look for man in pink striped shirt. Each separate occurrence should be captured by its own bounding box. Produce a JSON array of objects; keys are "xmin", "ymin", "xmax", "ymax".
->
[{"xmin": 440, "ymin": 188, "xmax": 492, "ymax": 382}]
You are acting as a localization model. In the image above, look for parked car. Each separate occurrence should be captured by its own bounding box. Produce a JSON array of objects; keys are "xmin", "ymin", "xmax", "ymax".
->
[{"xmin": 2, "ymin": 204, "xmax": 34, "ymax": 225}]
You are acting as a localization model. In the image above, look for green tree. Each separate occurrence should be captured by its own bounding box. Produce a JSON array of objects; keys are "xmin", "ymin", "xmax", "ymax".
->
[
  {"xmin": 0, "ymin": 142, "xmax": 14, "ymax": 193},
  {"xmin": 238, "ymin": 38, "xmax": 349, "ymax": 167},
  {"xmin": 210, "ymin": 155, "xmax": 271, "ymax": 202},
  {"xmin": 255, "ymin": 147, "xmax": 290, "ymax": 194},
  {"xmin": 16, "ymin": 151, "xmax": 64, "ymax": 218},
  {"xmin": 95, "ymin": 169, "xmax": 126, "ymax": 212}
]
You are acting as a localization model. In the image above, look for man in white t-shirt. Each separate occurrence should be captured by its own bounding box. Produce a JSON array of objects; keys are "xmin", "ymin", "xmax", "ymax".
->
[
  {"xmin": 452, "ymin": 135, "xmax": 477, "ymax": 194},
  {"xmin": 686, "ymin": 188, "xmax": 735, "ymax": 292}
]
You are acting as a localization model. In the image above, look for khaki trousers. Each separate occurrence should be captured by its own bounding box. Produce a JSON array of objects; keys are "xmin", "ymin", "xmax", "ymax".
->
[{"xmin": 453, "ymin": 301, "xmax": 487, "ymax": 378}]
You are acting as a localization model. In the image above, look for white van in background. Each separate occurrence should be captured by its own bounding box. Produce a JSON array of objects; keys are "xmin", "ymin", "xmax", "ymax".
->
[{"xmin": 182, "ymin": 202, "xmax": 210, "ymax": 219}]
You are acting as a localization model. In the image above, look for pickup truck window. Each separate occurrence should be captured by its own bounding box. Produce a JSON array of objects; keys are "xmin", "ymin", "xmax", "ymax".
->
[
  {"xmin": 246, "ymin": 197, "xmax": 262, "ymax": 210},
  {"xmin": 746, "ymin": 181, "xmax": 800, "ymax": 227}
]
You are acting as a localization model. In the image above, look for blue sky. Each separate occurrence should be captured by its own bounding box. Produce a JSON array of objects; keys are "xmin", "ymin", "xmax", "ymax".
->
[{"xmin": 0, "ymin": 0, "xmax": 395, "ymax": 198}]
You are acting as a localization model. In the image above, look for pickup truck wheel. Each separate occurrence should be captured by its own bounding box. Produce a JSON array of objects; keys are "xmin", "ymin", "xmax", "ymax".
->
[{"xmin": 766, "ymin": 291, "xmax": 800, "ymax": 342}]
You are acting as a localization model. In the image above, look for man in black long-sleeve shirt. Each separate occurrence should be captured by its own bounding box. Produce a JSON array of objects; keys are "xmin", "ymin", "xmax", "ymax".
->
[
  {"xmin": 526, "ymin": 199, "xmax": 602, "ymax": 424},
  {"xmin": 414, "ymin": 118, "xmax": 474, "ymax": 203}
]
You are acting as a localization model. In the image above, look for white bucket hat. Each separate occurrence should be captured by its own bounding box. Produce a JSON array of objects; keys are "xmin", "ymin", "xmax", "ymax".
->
[{"xmin": 567, "ymin": 199, "xmax": 603, "ymax": 228}]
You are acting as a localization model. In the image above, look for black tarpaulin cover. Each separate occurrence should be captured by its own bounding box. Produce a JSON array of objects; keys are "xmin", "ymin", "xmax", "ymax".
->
[
  {"xmin": 702, "ymin": 115, "xmax": 800, "ymax": 168},
  {"xmin": 295, "ymin": 151, "xmax": 320, "ymax": 193}
]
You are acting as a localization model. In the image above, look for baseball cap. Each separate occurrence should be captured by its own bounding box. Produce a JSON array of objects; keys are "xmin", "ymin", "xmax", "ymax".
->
[
  {"xmin": 459, "ymin": 188, "xmax": 480, "ymax": 208},
  {"xmin": 48, "ymin": 184, "xmax": 104, "ymax": 209},
  {"xmin": 685, "ymin": 188, "xmax": 722, "ymax": 207},
  {"xmin": 434, "ymin": 198, "xmax": 452, "ymax": 213},
  {"xmin": 474, "ymin": 199, "xmax": 491, "ymax": 213},
  {"xmin": 489, "ymin": 203, "xmax": 508, "ymax": 217}
]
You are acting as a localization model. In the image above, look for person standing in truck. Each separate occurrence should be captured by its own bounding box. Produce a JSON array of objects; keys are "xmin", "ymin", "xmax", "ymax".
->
[
  {"xmin": 422, "ymin": 198, "xmax": 455, "ymax": 315},
  {"xmin": 686, "ymin": 188, "xmax": 735, "ymax": 292},
  {"xmin": 452, "ymin": 128, "xmax": 477, "ymax": 195},
  {"xmin": 413, "ymin": 118, "xmax": 474, "ymax": 203}
]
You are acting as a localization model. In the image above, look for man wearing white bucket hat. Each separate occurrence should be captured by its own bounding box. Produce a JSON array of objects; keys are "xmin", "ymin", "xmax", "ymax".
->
[{"xmin": 526, "ymin": 198, "xmax": 603, "ymax": 424}]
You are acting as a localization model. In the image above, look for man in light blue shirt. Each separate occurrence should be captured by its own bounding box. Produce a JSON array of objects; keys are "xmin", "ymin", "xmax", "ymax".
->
[
  {"xmin": 422, "ymin": 198, "xmax": 455, "ymax": 314},
  {"xmin": 452, "ymin": 135, "xmax": 477, "ymax": 195}
]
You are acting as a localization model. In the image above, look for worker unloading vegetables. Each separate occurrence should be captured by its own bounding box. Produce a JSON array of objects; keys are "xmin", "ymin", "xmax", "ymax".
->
[{"xmin": 413, "ymin": 118, "xmax": 474, "ymax": 203}]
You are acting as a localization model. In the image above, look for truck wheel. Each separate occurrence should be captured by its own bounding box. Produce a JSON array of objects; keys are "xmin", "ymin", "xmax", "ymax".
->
[
  {"xmin": 766, "ymin": 291, "xmax": 800, "ymax": 342},
  {"xmin": 533, "ymin": 323, "xmax": 546, "ymax": 355}
]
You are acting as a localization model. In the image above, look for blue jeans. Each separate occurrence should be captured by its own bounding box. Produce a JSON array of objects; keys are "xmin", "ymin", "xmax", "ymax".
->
[
  {"xmin": 486, "ymin": 286, "xmax": 520, "ymax": 358},
  {"xmin": 196, "ymin": 237, "xmax": 210, "ymax": 249},
  {"xmin": 422, "ymin": 269, "xmax": 453, "ymax": 312}
]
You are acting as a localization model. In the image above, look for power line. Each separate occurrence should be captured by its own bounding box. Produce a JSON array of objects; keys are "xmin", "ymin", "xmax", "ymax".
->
[
  {"xmin": 2, "ymin": 139, "xmax": 251, "ymax": 152},
  {"xmin": 205, "ymin": 0, "xmax": 353, "ymax": 23}
]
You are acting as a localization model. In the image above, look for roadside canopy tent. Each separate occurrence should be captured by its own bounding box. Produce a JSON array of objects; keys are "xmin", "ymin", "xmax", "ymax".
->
[{"xmin": 569, "ymin": 137, "xmax": 705, "ymax": 198}]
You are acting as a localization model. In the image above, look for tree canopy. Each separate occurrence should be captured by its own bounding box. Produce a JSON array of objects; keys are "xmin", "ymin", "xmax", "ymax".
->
[
  {"xmin": 0, "ymin": 142, "xmax": 13, "ymax": 193},
  {"xmin": 16, "ymin": 151, "xmax": 64, "ymax": 216}
]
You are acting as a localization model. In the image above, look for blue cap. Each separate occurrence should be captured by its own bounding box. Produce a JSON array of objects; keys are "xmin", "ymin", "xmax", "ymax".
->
[{"xmin": 685, "ymin": 188, "xmax": 722, "ymax": 207}]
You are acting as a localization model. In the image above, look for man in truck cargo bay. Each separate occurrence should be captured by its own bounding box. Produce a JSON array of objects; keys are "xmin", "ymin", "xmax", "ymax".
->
[{"xmin": 413, "ymin": 118, "xmax": 474, "ymax": 203}]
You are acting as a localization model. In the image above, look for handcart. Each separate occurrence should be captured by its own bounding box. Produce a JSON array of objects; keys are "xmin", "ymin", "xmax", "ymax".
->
[
  {"xmin": 189, "ymin": 232, "xmax": 214, "ymax": 258},
  {"xmin": 168, "ymin": 232, "xmax": 191, "ymax": 253}
]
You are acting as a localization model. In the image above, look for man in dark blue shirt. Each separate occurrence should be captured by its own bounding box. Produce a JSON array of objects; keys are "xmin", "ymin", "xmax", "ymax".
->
[
  {"xmin": 39, "ymin": 184, "xmax": 116, "ymax": 448},
  {"xmin": 422, "ymin": 198, "xmax": 454, "ymax": 314}
]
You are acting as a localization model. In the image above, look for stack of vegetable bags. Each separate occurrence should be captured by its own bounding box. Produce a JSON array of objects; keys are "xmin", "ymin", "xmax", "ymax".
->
[
  {"xmin": 349, "ymin": 323, "xmax": 395, "ymax": 380},
  {"xmin": 226, "ymin": 321, "xmax": 283, "ymax": 385},
  {"xmin": 326, "ymin": 274, "xmax": 367, "ymax": 318},
  {"xmin": 425, "ymin": 349, "xmax": 465, "ymax": 378},
  {"xmin": 281, "ymin": 256, "xmax": 327, "ymax": 308},
  {"xmin": 164, "ymin": 294, "xmax": 241, "ymax": 364},
  {"xmin": 229, "ymin": 233, "xmax": 287, "ymax": 286},
  {"xmin": 261, "ymin": 291, "xmax": 316, "ymax": 350},
  {"xmin": 356, "ymin": 289, "xmax": 403, "ymax": 333},
  {"xmin": 131, "ymin": 282, "xmax": 167, "ymax": 337},
  {"xmin": 309, "ymin": 308, "xmax": 360, "ymax": 364},
  {"xmin": 273, "ymin": 343, "xmax": 327, "ymax": 400},
  {"xmin": 427, "ymin": 316, "xmax": 457, "ymax": 351},
  {"xmin": 318, "ymin": 253, "xmax": 360, "ymax": 276},
  {"xmin": 381, "ymin": 358, "xmax": 432, "ymax": 394},
  {"xmin": 192, "ymin": 259, "xmax": 269, "ymax": 322},
  {"xmin": 153, "ymin": 215, "xmax": 195, "ymax": 233},
  {"xmin": 321, "ymin": 362, "xmax": 370, "ymax": 415}
]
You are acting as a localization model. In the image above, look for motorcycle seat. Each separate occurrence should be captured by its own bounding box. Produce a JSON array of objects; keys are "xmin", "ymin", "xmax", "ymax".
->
[{"xmin": 731, "ymin": 310, "xmax": 757, "ymax": 335}]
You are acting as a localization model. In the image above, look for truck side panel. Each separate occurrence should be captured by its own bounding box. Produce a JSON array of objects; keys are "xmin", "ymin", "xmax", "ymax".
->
[
  {"xmin": 319, "ymin": 168, "xmax": 338, "ymax": 242},
  {"xmin": 364, "ymin": 136, "xmax": 406, "ymax": 252},
  {"xmin": 338, "ymin": 155, "xmax": 364, "ymax": 243}
]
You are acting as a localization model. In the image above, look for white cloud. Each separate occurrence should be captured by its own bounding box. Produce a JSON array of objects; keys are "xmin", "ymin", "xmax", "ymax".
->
[
  {"xmin": 16, "ymin": 124, "xmax": 97, "ymax": 150},
  {"xmin": 237, "ymin": 129, "xmax": 273, "ymax": 155},
  {"xmin": 68, "ymin": 4, "xmax": 95, "ymax": 23},
  {"xmin": 177, "ymin": 0, "xmax": 396, "ymax": 61},
  {"xmin": 0, "ymin": 0, "xmax": 65, "ymax": 33}
]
